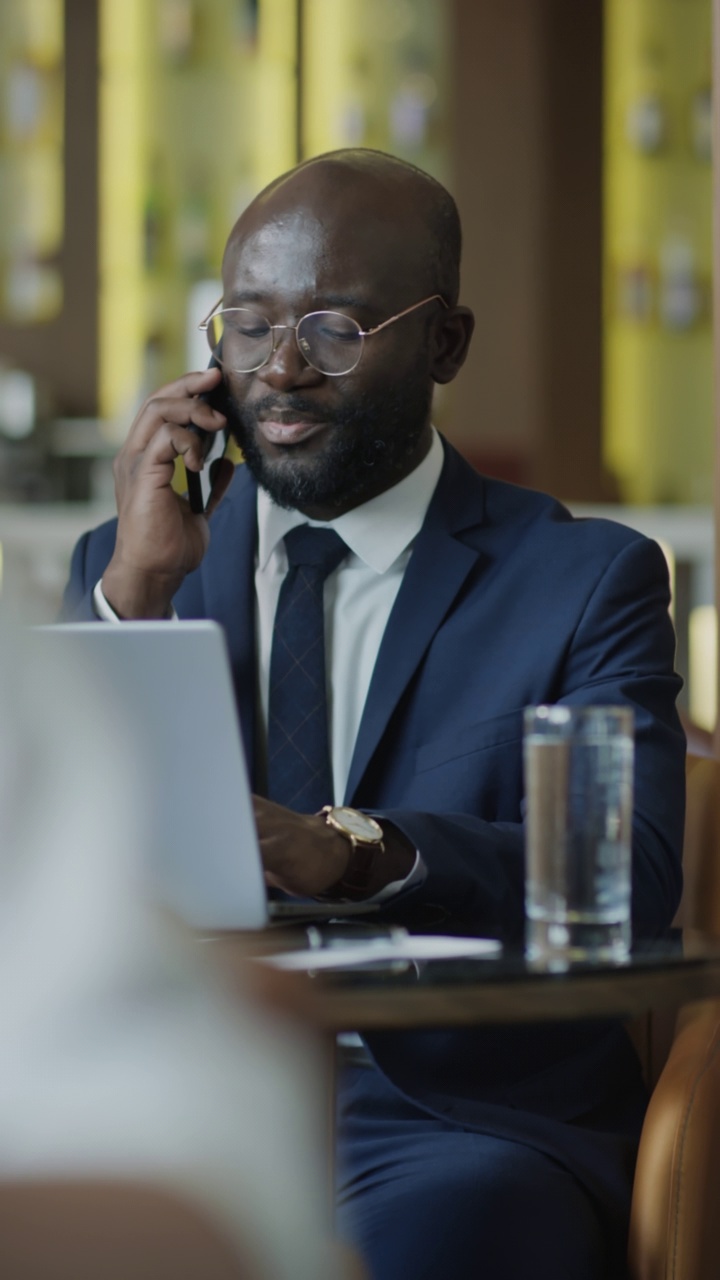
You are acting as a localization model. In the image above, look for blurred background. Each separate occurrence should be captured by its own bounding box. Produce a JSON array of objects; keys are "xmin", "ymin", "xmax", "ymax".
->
[{"xmin": 0, "ymin": 0, "xmax": 715, "ymax": 734}]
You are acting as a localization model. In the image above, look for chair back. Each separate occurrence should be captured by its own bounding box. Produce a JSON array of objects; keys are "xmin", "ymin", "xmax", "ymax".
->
[
  {"xmin": 676, "ymin": 755, "xmax": 720, "ymax": 936},
  {"xmin": 628, "ymin": 752, "xmax": 720, "ymax": 1280}
]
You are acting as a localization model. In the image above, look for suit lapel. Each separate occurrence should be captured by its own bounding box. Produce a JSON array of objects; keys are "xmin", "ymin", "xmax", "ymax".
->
[
  {"xmin": 345, "ymin": 444, "xmax": 487, "ymax": 802},
  {"xmin": 173, "ymin": 447, "xmax": 488, "ymax": 800}
]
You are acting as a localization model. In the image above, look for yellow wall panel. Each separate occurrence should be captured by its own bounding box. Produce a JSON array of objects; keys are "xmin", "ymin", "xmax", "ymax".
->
[
  {"xmin": 254, "ymin": 0, "xmax": 298, "ymax": 186},
  {"xmin": 98, "ymin": 0, "xmax": 147, "ymax": 422},
  {"xmin": 604, "ymin": 0, "xmax": 713, "ymax": 503}
]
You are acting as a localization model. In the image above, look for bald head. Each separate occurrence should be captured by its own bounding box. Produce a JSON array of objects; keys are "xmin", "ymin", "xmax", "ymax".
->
[
  {"xmin": 224, "ymin": 149, "xmax": 462, "ymax": 306},
  {"xmin": 214, "ymin": 149, "xmax": 474, "ymax": 519}
]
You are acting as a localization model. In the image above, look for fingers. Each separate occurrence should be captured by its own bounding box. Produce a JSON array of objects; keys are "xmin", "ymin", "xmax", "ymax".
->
[
  {"xmin": 131, "ymin": 396, "xmax": 227, "ymax": 457},
  {"xmin": 113, "ymin": 368, "xmax": 230, "ymax": 514},
  {"xmin": 129, "ymin": 366, "xmax": 226, "ymax": 453},
  {"xmin": 113, "ymin": 424, "xmax": 212, "ymax": 499},
  {"xmin": 103, "ymin": 370, "xmax": 230, "ymax": 607}
]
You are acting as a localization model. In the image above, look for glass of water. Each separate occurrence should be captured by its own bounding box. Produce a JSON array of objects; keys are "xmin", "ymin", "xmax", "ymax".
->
[{"xmin": 523, "ymin": 705, "xmax": 634, "ymax": 967}]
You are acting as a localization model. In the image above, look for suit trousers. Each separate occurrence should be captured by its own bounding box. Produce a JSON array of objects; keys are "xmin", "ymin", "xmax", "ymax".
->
[{"xmin": 335, "ymin": 1063, "xmax": 641, "ymax": 1280}]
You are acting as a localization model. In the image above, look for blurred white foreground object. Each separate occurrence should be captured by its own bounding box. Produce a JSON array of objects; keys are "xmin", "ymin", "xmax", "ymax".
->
[{"xmin": 0, "ymin": 625, "xmax": 345, "ymax": 1280}]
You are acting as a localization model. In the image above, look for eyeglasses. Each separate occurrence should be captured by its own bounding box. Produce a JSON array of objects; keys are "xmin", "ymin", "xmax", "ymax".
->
[{"xmin": 198, "ymin": 293, "xmax": 447, "ymax": 377}]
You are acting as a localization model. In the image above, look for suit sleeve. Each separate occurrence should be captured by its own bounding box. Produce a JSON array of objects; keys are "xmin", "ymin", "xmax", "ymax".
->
[
  {"xmin": 373, "ymin": 536, "xmax": 685, "ymax": 944},
  {"xmin": 60, "ymin": 522, "xmax": 119, "ymax": 621}
]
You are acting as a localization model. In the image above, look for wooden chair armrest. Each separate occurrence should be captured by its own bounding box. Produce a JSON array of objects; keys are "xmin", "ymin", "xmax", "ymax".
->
[{"xmin": 629, "ymin": 998, "xmax": 720, "ymax": 1280}]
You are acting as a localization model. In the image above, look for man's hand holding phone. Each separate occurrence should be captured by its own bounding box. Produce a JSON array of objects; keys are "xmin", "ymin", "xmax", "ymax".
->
[{"xmin": 101, "ymin": 365, "xmax": 235, "ymax": 620}]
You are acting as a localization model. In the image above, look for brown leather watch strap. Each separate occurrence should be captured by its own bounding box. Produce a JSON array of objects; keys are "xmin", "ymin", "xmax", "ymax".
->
[{"xmin": 315, "ymin": 835, "xmax": 384, "ymax": 901}]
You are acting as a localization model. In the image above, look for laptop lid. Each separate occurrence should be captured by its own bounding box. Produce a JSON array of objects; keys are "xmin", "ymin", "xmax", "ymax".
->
[
  {"xmin": 30, "ymin": 621, "xmax": 270, "ymax": 931},
  {"xmin": 30, "ymin": 622, "xmax": 378, "ymax": 930}
]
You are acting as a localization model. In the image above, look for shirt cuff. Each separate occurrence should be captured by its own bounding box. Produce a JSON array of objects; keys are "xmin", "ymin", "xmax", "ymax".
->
[
  {"xmin": 365, "ymin": 849, "xmax": 427, "ymax": 904},
  {"xmin": 92, "ymin": 580, "xmax": 179, "ymax": 622},
  {"xmin": 92, "ymin": 579, "xmax": 121, "ymax": 621}
]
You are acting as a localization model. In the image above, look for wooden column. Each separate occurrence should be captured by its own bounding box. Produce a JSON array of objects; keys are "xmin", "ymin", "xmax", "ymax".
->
[
  {"xmin": 0, "ymin": 0, "xmax": 100, "ymax": 416},
  {"xmin": 446, "ymin": 0, "xmax": 607, "ymax": 501}
]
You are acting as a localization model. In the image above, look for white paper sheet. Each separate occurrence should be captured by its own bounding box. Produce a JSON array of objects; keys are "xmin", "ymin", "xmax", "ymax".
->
[{"xmin": 258, "ymin": 935, "xmax": 502, "ymax": 971}]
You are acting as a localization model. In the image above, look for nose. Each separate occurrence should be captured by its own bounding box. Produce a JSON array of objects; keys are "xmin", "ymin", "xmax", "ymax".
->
[{"xmin": 255, "ymin": 324, "xmax": 324, "ymax": 391}]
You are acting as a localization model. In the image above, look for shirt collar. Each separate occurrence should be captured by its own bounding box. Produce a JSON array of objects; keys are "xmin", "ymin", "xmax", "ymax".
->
[{"xmin": 257, "ymin": 427, "xmax": 444, "ymax": 574}]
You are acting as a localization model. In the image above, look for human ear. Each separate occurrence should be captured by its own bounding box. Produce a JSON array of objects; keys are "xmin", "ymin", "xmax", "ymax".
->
[{"xmin": 429, "ymin": 306, "xmax": 475, "ymax": 384}]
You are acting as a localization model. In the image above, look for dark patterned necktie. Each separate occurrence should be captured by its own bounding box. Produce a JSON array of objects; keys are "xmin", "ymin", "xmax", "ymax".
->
[{"xmin": 266, "ymin": 526, "xmax": 348, "ymax": 812}]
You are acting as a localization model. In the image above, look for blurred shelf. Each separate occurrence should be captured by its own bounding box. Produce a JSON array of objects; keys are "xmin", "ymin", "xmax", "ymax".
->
[
  {"xmin": 0, "ymin": 500, "xmax": 115, "ymax": 621},
  {"xmin": 569, "ymin": 504, "xmax": 713, "ymax": 567}
]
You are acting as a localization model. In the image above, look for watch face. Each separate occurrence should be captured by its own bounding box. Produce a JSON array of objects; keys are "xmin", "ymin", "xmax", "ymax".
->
[{"xmin": 333, "ymin": 807, "xmax": 383, "ymax": 841}]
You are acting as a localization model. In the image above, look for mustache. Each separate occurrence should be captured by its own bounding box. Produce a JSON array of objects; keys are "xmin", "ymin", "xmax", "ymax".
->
[
  {"xmin": 232, "ymin": 392, "xmax": 380, "ymax": 436},
  {"xmin": 245, "ymin": 394, "xmax": 332, "ymax": 422},
  {"xmin": 228, "ymin": 391, "xmax": 386, "ymax": 468}
]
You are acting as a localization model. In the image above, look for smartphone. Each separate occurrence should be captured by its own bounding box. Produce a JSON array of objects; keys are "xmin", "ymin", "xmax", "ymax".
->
[{"xmin": 186, "ymin": 354, "xmax": 230, "ymax": 515}]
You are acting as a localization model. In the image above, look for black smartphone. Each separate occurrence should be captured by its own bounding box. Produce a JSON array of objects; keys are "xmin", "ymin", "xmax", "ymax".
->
[{"xmin": 186, "ymin": 354, "xmax": 230, "ymax": 515}]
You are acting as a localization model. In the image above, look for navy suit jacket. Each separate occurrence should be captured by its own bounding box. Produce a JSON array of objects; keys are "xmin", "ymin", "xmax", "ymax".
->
[{"xmin": 63, "ymin": 437, "xmax": 685, "ymax": 1209}]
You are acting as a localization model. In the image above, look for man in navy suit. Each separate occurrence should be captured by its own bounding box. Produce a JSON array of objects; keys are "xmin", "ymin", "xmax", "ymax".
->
[{"xmin": 63, "ymin": 150, "xmax": 684, "ymax": 1279}]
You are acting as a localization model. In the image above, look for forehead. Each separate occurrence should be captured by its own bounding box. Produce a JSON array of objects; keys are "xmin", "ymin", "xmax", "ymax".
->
[{"xmin": 223, "ymin": 180, "xmax": 427, "ymax": 310}]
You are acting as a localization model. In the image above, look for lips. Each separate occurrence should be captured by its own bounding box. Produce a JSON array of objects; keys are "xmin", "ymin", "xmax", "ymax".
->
[{"xmin": 257, "ymin": 418, "xmax": 327, "ymax": 446}]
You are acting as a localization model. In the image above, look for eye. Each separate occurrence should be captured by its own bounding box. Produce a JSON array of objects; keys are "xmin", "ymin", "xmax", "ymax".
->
[
  {"xmin": 236, "ymin": 321, "xmax": 270, "ymax": 339},
  {"xmin": 313, "ymin": 315, "xmax": 361, "ymax": 343},
  {"xmin": 225, "ymin": 311, "xmax": 270, "ymax": 339},
  {"xmin": 321, "ymin": 325, "xmax": 360, "ymax": 343}
]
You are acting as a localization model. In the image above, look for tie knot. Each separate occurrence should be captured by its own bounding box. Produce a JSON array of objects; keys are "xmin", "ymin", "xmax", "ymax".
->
[{"xmin": 283, "ymin": 526, "xmax": 348, "ymax": 577}]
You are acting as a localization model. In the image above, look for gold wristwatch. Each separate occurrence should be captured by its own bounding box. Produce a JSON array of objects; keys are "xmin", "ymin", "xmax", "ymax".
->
[{"xmin": 316, "ymin": 805, "xmax": 385, "ymax": 899}]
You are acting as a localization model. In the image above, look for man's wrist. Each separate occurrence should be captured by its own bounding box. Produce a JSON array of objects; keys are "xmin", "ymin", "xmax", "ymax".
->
[
  {"xmin": 101, "ymin": 564, "xmax": 181, "ymax": 620},
  {"xmin": 94, "ymin": 579, "xmax": 179, "ymax": 623},
  {"xmin": 315, "ymin": 811, "xmax": 414, "ymax": 901}
]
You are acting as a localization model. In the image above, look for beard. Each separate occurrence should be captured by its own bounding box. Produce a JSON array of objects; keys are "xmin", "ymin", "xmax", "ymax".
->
[{"xmin": 224, "ymin": 371, "xmax": 434, "ymax": 512}]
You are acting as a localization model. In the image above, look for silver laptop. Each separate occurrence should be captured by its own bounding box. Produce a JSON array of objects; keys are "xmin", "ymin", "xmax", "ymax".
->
[{"xmin": 30, "ymin": 621, "xmax": 374, "ymax": 930}]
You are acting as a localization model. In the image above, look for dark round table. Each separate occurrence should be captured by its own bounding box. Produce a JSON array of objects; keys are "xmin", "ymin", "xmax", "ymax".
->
[{"xmin": 211, "ymin": 928, "xmax": 720, "ymax": 1032}]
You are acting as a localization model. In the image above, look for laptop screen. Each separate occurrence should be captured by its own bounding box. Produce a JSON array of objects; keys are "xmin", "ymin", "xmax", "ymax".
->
[{"xmin": 30, "ymin": 621, "xmax": 269, "ymax": 930}]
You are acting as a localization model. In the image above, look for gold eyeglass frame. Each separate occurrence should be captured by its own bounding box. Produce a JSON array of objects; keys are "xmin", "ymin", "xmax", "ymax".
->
[{"xmin": 198, "ymin": 292, "xmax": 448, "ymax": 376}]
